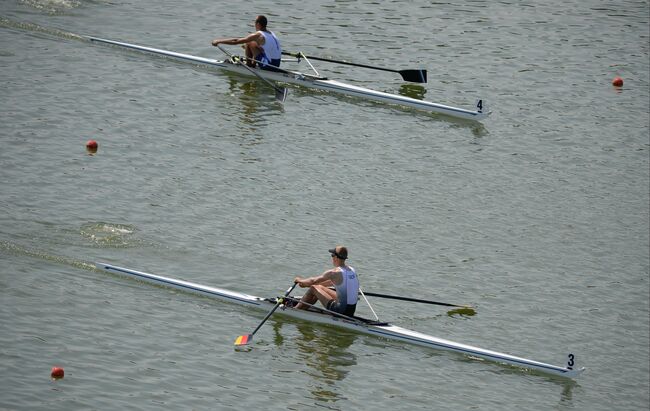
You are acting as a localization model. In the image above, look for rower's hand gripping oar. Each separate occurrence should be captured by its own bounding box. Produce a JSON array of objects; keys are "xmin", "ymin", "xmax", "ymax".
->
[
  {"xmin": 234, "ymin": 282, "xmax": 298, "ymax": 346},
  {"xmin": 217, "ymin": 45, "xmax": 288, "ymax": 103},
  {"xmin": 282, "ymin": 51, "xmax": 428, "ymax": 83}
]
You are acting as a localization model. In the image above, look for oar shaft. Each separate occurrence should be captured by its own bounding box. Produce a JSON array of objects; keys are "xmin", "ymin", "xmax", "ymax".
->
[
  {"xmin": 361, "ymin": 291, "xmax": 469, "ymax": 308},
  {"xmin": 283, "ymin": 51, "xmax": 427, "ymax": 83},
  {"xmin": 250, "ymin": 283, "xmax": 297, "ymax": 336},
  {"xmin": 283, "ymin": 51, "xmax": 396, "ymax": 73}
]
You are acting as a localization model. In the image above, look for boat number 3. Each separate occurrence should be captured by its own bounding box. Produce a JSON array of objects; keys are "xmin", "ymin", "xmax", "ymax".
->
[
  {"xmin": 476, "ymin": 99, "xmax": 483, "ymax": 113},
  {"xmin": 566, "ymin": 353, "xmax": 575, "ymax": 370}
]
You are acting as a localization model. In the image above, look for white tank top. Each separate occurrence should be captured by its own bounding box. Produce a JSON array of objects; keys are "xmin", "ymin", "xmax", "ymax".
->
[
  {"xmin": 260, "ymin": 31, "xmax": 282, "ymax": 60},
  {"xmin": 336, "ymin": 266, "xmax": 359, "ymax": 305}
]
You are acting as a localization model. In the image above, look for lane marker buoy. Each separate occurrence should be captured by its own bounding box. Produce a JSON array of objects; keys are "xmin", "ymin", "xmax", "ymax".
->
[
  {"xmin": 86, "ymin": 139, "xmax": 98, "ymax": 154},
  {"xmin": 51, "ymin": 366, "xmax": 64, "ymax": 379}
]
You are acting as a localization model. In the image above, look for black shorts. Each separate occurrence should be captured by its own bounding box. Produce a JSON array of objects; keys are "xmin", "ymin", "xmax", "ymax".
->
[
  {"xmin": 258, "ymin": 53, "xmax": 281, "ymax": 71},
  {"xmin": 327, "ymin": 300, "xmax": 356, "ymax": 316}
]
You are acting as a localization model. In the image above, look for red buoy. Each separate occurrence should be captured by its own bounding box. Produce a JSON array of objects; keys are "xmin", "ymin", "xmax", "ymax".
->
[
  {"xmin": 86, "ymin": 139, "xmax": 98, "ymax": 154},
  {"xmin": 612, "ymin": 77, "xmax": 623, "ymax": 87},
  {"xmin": 51, "ymin": 366, "xmax": 65, "ymax": 379}
]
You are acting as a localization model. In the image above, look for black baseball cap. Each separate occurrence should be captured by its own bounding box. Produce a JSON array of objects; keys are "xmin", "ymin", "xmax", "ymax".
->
[{"xmin": 328, "ymin": 246, "xmax": 348, "ymax": 260}]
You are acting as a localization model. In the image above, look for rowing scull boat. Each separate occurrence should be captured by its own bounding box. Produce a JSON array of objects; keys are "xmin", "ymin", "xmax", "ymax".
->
[
  {"xmin": 96, "ymin": 262, "xmax": 584, "ymax": 379},
  {"xmin": 86, "ymin": 36, "xmax": 489, "ymax": 121}
]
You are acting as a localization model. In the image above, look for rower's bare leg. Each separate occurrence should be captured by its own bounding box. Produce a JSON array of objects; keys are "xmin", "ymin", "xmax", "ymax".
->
[
  {"xmin": 295, "ymin": 285, "xmax": 337, "ymax": 310},
  {"xmin": 244, "ymin": 42, "xmax": 261, "ymax": 67},
  {"xmin": 295, "ymin": 287, "xmax": 317, "ymax": 310}
]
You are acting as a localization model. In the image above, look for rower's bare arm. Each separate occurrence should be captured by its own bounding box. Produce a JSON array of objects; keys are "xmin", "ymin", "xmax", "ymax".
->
[
  {"xmin": 295, "ymin": 269, "xmax": 338, "ymax": 287},
  {"xmin": 212, "ymin": 31, "xmax": 262, "ymax": 47}
]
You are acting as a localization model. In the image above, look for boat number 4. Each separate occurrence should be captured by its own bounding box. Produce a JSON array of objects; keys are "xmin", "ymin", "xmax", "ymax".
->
[
  {"xmin": 476, "ymin": 99, "xmax": 483, "ymax": 113},
  {"xmin": 566, "ymin": 353, "xmax": 575, "ymax": 370}
]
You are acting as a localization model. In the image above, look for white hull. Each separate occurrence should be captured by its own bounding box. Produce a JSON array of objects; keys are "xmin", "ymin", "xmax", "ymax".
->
[
  {"xmin": 96, "ymin": 262, "xmax": 584, "ymax": 379},
  {"xmin": 86, "ymin": 37, "xmax": 489, "ymax": 121}
]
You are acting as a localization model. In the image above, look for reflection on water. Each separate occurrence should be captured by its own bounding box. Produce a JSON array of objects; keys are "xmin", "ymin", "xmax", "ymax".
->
[
  {"xmin": 557, "ymin": 379, "xmax": 578, "ymax": 408},
  {"xmin": 225, "ymin": 77, "xmax": 284, "ymax": 130},
  {"xmin": 398, "ymin": 83, "xmax": 427, "ymax": 100},
  {"xmin": 272, "ymin": 320, "xmax": 286, "ymax": 347},
  {"xmin": 271, "ymin": 321, "xmax": 357, "ymax": 405}
]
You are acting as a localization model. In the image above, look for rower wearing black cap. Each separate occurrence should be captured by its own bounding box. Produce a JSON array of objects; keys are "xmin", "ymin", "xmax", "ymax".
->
[{"xmin": 293, "ymin": 246, "xmax": 360, "ymax": 316}]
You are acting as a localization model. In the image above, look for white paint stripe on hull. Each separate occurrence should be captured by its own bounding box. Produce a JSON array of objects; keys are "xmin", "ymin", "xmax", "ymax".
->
[{"xmin": 96, "ymin": 263, "xmax": 584, "ymax": 379}]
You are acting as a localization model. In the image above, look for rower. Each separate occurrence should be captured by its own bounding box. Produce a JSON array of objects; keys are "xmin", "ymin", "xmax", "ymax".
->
[
  {"xmin": 211, "ymin": 15, "xmax": 282, "ymax": 70},
  {"xmin": 293, "ymin": 246, "xmax": 360, "ymax": 316}
]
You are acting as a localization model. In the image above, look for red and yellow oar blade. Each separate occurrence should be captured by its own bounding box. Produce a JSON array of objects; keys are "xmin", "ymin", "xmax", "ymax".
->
[
  {"xmin": 234, "ymin": 334, "xmax": 252, "ymax": 346},
  {"xmin": 233, "ymin": 283, "xmax": 298, "ymax": 348}
]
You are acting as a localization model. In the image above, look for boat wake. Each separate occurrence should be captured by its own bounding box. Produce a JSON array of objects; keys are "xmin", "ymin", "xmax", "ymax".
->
[
  {"xmin": 8, "ymin": 0, "xmax": 81, "ymax": 15},
  {"xmin": 0, "ymin": 239, "xmax": 95, "ymax": 271},
  {"xmin": 0, "ymin": 16, "xmax": 84, "ymax": 41}
]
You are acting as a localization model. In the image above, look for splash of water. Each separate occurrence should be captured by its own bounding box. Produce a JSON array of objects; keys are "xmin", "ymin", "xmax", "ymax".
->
[{"xmin": 80, "ymin": 222, "xmax": 138, "ymax": 248}]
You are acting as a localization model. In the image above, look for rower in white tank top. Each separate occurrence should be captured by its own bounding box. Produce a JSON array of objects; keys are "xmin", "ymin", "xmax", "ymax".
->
[
  {"xmin": 258, "ymin": 30, "xmax": 282, "ymax": 69},
  {"xmin": 328, "ymin": 265, "xmax": 358, "ymax": 315},
  {"xmin": 211, "ymin": 15, "xmax": 282, "ymax": 69},
  {"xmin": 293, "ymin": 246, "xmax": 360, "ymax": 316}
]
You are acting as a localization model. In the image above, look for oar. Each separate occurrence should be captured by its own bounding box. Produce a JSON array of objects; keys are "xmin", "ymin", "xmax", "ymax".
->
[
  {"xmin": 234, "ymin": 282, "xmax": 298, "ymax": 346},
  {"xmin": 282, "ymin": 51, "xmax": 427, "ymax": 83},
  {"xmin": 217, "ymin": 45, "xmax": 288, "ymax": 103},
  {"xmin": 360, "ymin": 291, "xmax": 473, "ymax": 310}
]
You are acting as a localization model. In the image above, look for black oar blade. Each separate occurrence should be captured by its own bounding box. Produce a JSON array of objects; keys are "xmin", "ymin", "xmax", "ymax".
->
[
  {"xmin": 275, "ymin": 87, "xmax": 288, "ymax": 103},
  {"xmin": 234, "ymin": 334, "xmax": 253, "ymax": 346},
  {"xmin": 399, "ymin": 69, "xmax": 428, "ymax": 83}
]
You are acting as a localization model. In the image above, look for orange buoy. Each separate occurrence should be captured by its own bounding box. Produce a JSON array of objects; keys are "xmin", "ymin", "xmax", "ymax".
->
[
  {"xmin": 86, "ymin": 139, "xmax": 98, "ymax": 154},
  {"xmin": 612, "ymin": 77, "xmax": 623, "ymax": 87},
  {"xmin": 51, "ymin": 366, "xmax": 65, "ymax": 379}
]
